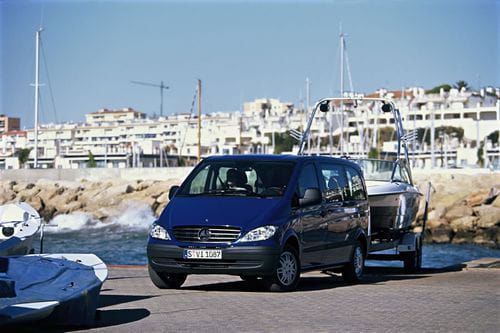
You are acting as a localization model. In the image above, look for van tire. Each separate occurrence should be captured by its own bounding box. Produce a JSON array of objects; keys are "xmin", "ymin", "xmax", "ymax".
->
[
  {"xmin": 148, "ymin": 265, "xmax": 187, "ymax": 289},
  {"xmin": 342, "ymin": 241, "xmax": 364, "ymax": 283},
  {"xmin": 262, "ymin": 245, "xmax": 300, "ymax": 292}
]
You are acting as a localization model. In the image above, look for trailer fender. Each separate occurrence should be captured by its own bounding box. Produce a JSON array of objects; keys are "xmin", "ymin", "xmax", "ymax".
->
[{"xmin": 397, "ymin": 233, "xmax": 421, "ymax": 253}]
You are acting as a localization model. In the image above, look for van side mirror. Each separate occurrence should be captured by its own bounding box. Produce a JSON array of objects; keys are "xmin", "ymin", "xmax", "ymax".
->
[
  {"xmin": 168, "ymin": 185, "xmax": 180, "ymax": 200},
  {"xmin": 299, "ymin": 188, "xmax": 322, "ymax": 207}
]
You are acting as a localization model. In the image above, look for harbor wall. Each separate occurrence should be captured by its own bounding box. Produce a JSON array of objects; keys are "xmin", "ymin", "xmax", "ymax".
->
[
  {"xmin": 0, "ymin": 167, "xmax": 193, "ymax": 182},
  {"xmin": 2, "ymin": 166, "xmax": 496, "ymax": 182}
]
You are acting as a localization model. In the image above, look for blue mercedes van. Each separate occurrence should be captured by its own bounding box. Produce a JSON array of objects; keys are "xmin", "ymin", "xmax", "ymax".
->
[{"xmin": 147, "ymin": 155, "xmax": 369, "ymax": 291}]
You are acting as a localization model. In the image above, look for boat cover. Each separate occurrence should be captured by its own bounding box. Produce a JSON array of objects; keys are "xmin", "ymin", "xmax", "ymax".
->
[{"xmin": 0, "ymin": 255, "xmax": 103, "ymax": 326}]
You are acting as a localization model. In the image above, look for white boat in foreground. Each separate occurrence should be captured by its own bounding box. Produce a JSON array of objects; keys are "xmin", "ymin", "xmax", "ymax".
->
[{"xmin": 0, "ymin": 203, "xmax": 41, "ymax": 256}]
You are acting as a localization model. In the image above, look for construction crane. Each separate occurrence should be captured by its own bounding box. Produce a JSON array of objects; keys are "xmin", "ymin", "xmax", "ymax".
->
[{"xmin": 130, "ymin": 80, "xmax": 170, "ymax": 117}]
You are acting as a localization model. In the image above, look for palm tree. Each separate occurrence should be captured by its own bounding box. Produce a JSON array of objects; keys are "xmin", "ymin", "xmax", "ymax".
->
[
  {"xmin": 17, "ymin": 148, "xmax": 32, "ymax": 168},
  {"xmin": 454, "ymin": 80, "xmax": 469, "ymax": 91}
]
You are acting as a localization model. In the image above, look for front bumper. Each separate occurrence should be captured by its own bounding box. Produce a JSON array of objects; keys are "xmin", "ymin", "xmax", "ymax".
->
[{"xmin": 147, "ymin": 243, "xmax": 281, "ymax": 276}]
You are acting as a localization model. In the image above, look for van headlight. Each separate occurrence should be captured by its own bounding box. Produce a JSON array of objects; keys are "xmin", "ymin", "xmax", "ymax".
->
[
  {"xmin": 149, "ymin": 223, "xmax": 171, "ymax": 240},
  {"xmin": 238, "ymin": 226, "xmax": 277, "ymax": 242}
]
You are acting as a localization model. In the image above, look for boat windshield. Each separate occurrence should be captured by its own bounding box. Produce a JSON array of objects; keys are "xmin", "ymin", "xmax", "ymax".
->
[
  {"xmin": 355, "ymin": 159, "xmax": 411, "ymax": 183},
  {"xmin": 355, "ymin": 159, "xmax": 395, "ymax": 182},
  {"xmin": 178, "ymin": 160, "xmax": 296, "ymax": 197}
]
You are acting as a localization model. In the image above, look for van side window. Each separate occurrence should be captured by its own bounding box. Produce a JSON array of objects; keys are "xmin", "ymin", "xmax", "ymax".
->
[
  {"xmin": 297, "ymin": 164, "xmax": 319, "ymax": 198},
  {"xmin": 319, "ymin": 163, "xmax": 348, "ymax": 202},
  {"xmin": 346, "ymin": 167, "xmax": 366, "ymax": 200}
]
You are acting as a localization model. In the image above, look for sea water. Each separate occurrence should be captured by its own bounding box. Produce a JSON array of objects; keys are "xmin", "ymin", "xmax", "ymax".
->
[{"xmin": 36, "ymin": 208, "xmax": 500, "ymax": 267}]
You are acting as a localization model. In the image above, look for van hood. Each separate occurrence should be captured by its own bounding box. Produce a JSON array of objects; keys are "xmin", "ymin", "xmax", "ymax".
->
[{"xmin": 159, "ymin": 196, "xmax": 286, "ymax": 232}]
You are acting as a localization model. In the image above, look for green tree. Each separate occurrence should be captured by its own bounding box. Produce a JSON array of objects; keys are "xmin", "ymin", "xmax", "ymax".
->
[
  {"xmin": 454, "ymin": 80, "xmax": 469, "ymax": 91},
  {"xmin": 487, "ymin": 130, "xmax": 499, "ymax": 145},
  {"xmin": 267, "ymin": 131, "xmax": 297, "ymax": 154},
  {"xmin": 477, "ymin": 143, "xmax": 484, "ymax": 167},
  {"xmin": 368, "ymin": 147, "xmax": 379, "ymax": 159},
  {"xmin": 416, "ymin": 126, "xmax": 464, "ymax": 145},
  {"xmin": 425, "ymin": 84, "xmax": 452, "ymax": 94},
  {"xmin": 17, "ymin": 148, "xmax": 32, "ymax": 167},
  {"xmin": 87, "ymin": 151, "xmax": 97, "ymax": 168}
]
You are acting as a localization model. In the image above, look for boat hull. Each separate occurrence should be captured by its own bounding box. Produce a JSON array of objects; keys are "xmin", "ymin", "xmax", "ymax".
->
[
  {"xmin": 367, "ymin": 182, "xmax": 421, "ymax": 232},
  {"xmin": 0, "ymin": 254, "xmax": 108, "ymax": 326}
]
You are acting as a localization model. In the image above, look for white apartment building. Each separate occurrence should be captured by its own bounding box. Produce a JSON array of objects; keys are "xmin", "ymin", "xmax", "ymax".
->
[{"xmin": 1, "ymin": 88, "xmax": 498, "ymax": 169}]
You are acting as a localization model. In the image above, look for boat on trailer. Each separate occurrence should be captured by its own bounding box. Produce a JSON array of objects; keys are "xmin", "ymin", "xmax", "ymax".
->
[{"xmin": 296, "ymin": 96, "xmax": 428, "ymax": 271}]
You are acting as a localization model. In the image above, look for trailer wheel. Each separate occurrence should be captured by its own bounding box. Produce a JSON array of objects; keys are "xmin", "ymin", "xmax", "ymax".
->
[{"xmin": 403, "ymin": 241, "xmax": 422, "ymax": 273}]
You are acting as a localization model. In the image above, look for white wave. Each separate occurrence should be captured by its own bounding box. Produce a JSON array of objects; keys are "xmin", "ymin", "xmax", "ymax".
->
[
  {"xmin": 46, "ymin": 201, "xmax": 155, "ymax": 233},
  {"xmin": 47, "ymin": 212, "xmax": 104, "ymax": 232},
  {"xmin": 106, "ymin": 201, "xmax": 156, "ymax": 230}
]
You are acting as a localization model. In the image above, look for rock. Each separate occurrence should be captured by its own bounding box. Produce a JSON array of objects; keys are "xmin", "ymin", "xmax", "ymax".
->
[
  {"xmin": 426, "ymin": 219, "xmax": 445, "ymax": 229},
  {"xmin": 136, "ymin": 180, "xmax": 155, "ymax": 192},
  {"xmin": 473, "ymin": 228, "xmax": 497, "ymax": 247},
  {"xmin": 444, "ymin": 205, "xmax": 473, "ymax": 221},
  {"xmin": 452, "ymin": 230, "xmax": 476, "ymax": 244},
  {"xmin": 473, "ymin": 206, "xmax": 500, "ymax": 228},
  {"xmin": 428, "ymin": 207, "xmax": 446, "ymax": 221},
  {"xmin": 449, "ymin": 216, "xmax": 477, "ymax": 232},
  {"xmin": 12, "ymin": 182, "xmax": 29, "ymax": 193},
  {"xmin": 139, "ymin": 182, "xmax": 168, "ymax": 199},
  {"xmin": 58, "ymin": 200, "xmax": 83, "ymax": 214},
  {"xmin": 465, "ymin": 190, "xmax": 490, "ymax": 207},
  {"xmin": 39, "ymin": 205, "xmax": 57, "ymax": 221},
  {"xmin": 154, "ymin": 204, "xmax": 165, "ymax": 217},
  {"xmin": 17, "ymin": 187, "xmax": 41, "ymax": 201},
  {"xmin": 125, "ymin": 184, "xmax": 135, "ymax": 194},
  {"xmin": 25, "ymin": 196, "xmax": 43, "ymax": 212},
  {"xmin": 493, "ymin": 195, "xmax": 500, "ymax": 208},
  {"xmin": 37, "ymin": 185, "xmax": 60, "ymax": 203},
  {"xmin": 429, "ymin": 225, "xmax": 453, "ymax": 243},
  {"xmin": 0, "ymin": 188, "xmax": 16, "ymax": 204},
  {"xmin": 156, "ymin": 192, "xmax": 169, "ymax": 204}
]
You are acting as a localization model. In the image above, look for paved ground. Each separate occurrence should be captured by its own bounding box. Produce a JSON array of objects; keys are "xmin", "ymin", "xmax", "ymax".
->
[{"xmin": 17, "ymin": 260, "xmax": 500, "ymax": 332}]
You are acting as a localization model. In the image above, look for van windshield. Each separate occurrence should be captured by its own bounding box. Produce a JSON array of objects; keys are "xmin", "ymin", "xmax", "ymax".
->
[{"xmin": 178, "ymin": 161, "xmax": 296, "ymax": 197}]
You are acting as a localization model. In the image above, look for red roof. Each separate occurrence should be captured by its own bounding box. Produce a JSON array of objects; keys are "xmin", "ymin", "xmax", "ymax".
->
[{"xmin": 1, "ymin": 130, "xmax": 27, "ymax": 137}]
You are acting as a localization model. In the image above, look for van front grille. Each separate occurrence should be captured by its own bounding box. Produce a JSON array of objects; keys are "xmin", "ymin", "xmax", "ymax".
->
[{"xmin": 172, "ymin": 226, "xmax": 241, "ymax": 243}]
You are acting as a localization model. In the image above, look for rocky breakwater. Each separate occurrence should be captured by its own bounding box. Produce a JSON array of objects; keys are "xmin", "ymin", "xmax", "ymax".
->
[
  {"xmin": 0, "ymin": 171, "xmax": 499, "ymax": 247},
  {"xmin": 413, "ymin": 172, "xmax": 500, "ymax": 248},
  {"xmin": 0, "ymin": 179, "xmax": 179, "ymax": 227}
]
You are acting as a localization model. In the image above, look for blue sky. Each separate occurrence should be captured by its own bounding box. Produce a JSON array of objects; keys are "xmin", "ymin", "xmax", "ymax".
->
[{"xmin": 1, "ymin": 0, "xmax": 498, "ymax": 127}]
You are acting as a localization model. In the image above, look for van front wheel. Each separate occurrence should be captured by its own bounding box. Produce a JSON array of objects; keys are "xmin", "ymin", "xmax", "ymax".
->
[
  {"xmin": 148, "ymin": 265, "xmax": 187, "ymax": 289},
  {"xmin": 262, "ymin": 245, "xmax": 300, "ymax": 292}
]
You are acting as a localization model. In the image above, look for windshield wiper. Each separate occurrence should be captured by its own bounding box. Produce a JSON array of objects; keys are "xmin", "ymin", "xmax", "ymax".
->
[{"xmin": 189, "ymin": 189, "xmax": 266, "ymax": 197}]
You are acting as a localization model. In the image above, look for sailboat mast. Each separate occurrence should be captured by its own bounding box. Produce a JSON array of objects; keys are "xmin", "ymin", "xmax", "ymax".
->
[
  {"xmin": 34, "ymin": 28, "xmax": 42, "ymax": 169},
  {"xmin": 197, "ymin": 79, "xmax": 202, "ymax": 162},
  {"xmin": 339, "ymin": 29, "xmax": 345, "ymax": 156},
  {"xmin": 305, "ymin": 77, "xmax": 310, "ymax": 155}
]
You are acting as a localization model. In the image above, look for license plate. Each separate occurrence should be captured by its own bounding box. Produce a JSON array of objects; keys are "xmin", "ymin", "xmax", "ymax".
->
[{"xmin": 183, "ymin": 249, "xmax": 222, "ymax": 260}]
